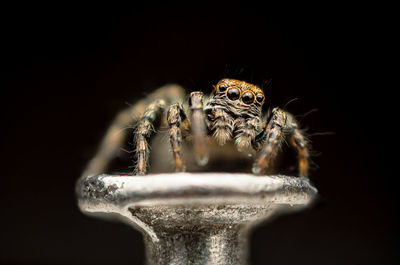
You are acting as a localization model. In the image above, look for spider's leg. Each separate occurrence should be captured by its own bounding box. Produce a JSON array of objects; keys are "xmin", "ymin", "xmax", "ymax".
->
[
  {"xmin": 285, "ymin": 113, "xmax": 310, "ymax": 178},
  {"xmin": 82, "ymin": 84, "xmax": 184, "ymax": 177},
  {"xmin": 135, "ymin": 99, "xmax": 169, "ymax": 175},
  {"xmin": 189, "ymin": 92, "xmax": 209, "ymax": 165},
  {"xmin": 252, "ymin": 108, "xmax": 311, "ymax": 177},
  {"xmin": 167, "ymin": 103, "xmax": 189, "ymax": 172},
  {"xmin": 252, "ymin": 108, "xmax": 287, "ymax": 175}
]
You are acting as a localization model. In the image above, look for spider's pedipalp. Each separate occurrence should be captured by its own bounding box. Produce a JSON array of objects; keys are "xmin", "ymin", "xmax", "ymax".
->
[
  {"xmin": 210, "ymin": 108, "xmax": 234, "ymax": 146},
  {"xmin": 167, "ymin": 103, "xmax": 188, "ymax": 172},
  {"xmin": 189, "ymin": 92, "xmax": 209, "ymax": 166},
  {"xmin": 234, "ymin": 116, "xmax": 261, "ymax": 151}
]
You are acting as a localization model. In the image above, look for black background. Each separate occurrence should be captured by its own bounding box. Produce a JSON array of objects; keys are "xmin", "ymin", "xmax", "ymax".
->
[{"xmin": 1, "ymin": 2, "xmax": 398, "ymax": 265}]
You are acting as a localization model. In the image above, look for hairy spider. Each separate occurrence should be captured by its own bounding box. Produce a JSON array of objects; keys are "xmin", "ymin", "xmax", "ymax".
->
[{"xmin": 82, "ymin": 79, "xmax": 310, "ymax": 178}]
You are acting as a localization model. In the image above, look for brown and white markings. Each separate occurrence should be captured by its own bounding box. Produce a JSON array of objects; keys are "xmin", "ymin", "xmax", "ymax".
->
[{"xmin": 83, "ymin": 79, "xmax": 311, "ymax": 178}]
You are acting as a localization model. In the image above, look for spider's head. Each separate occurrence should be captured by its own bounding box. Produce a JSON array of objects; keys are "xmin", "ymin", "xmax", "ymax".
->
[{"xmin": 212, "ymin": 79, "xmax": 265, "ymax": 117}]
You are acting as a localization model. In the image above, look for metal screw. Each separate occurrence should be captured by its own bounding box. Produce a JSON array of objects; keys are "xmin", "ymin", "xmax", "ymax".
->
[{"xmin": 76, "ymin": 173, "xmax": 317, "ymax": 265}]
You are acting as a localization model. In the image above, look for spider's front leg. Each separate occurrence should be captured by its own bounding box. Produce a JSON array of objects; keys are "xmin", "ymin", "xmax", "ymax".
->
[
  {"xmin": 166, "ymin": 92, "xmax": 209, "ymax": 172},
  {"xmin": 252, "ymin": 108, "xmax": 310, "ymax": 178},
  {"xmin": 252, "ymin": 108, "xmax": 286, "ymax": 175},
  {"xmin": 189, "ymin": 92, "xmax": 209, "ymax": 166}
]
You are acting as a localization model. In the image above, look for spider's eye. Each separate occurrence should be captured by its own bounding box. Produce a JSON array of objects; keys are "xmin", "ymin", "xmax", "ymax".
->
[
  {"xmin": 227, "ymin": 88, "xmax": 240, "ymax": 101},
  {"xmin": 241, "ymin": 91, "xmax": 255, "ymax": 104},
  {"xmin": 256, "ymin": 94, "xmax": 264, "ymax": 103},
  {"xmin": 218, "ymin": 84, "xmax": 228, "ymax": 92}
]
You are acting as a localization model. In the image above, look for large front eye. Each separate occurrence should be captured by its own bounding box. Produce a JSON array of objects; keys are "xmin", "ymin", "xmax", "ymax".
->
[
  {"xmin": 227, "ymin": 87, "xmax": 240, "ymax": 100},
  {"xmin": 241, "ymin": 91, "xmax": 255, "ymax": 104}
]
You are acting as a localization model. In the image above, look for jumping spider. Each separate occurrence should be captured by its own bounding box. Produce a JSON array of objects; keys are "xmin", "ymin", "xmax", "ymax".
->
[{"xmin": 83, "ymin": 79, "xmax": 310, "ymax": 178}]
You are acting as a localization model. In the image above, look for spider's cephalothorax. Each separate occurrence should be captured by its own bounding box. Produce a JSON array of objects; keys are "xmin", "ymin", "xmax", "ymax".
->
[
  {"xmin": 205, "ymin": 79, "xmax": 265, "ymax": 151},
  {"xmin": 82, "ymin": 79, "xmax": 310, "ymax": 178}
]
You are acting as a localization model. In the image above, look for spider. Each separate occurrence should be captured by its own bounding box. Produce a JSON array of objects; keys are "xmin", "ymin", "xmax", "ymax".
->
[{"xmin": 82, "ymin": 79, "xmax": 310, "ymax": 178}]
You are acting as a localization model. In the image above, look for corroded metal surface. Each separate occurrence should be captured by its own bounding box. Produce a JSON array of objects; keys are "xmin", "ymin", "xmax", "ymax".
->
[{"xmin": 76, "ymin": 173, "xmax": 317, "ymax": 265}]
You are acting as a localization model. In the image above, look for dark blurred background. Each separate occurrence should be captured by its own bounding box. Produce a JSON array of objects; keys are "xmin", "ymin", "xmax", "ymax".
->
[{"xmin": 1, "ymin": 1, "xmax": 397, "ymax": 265}]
